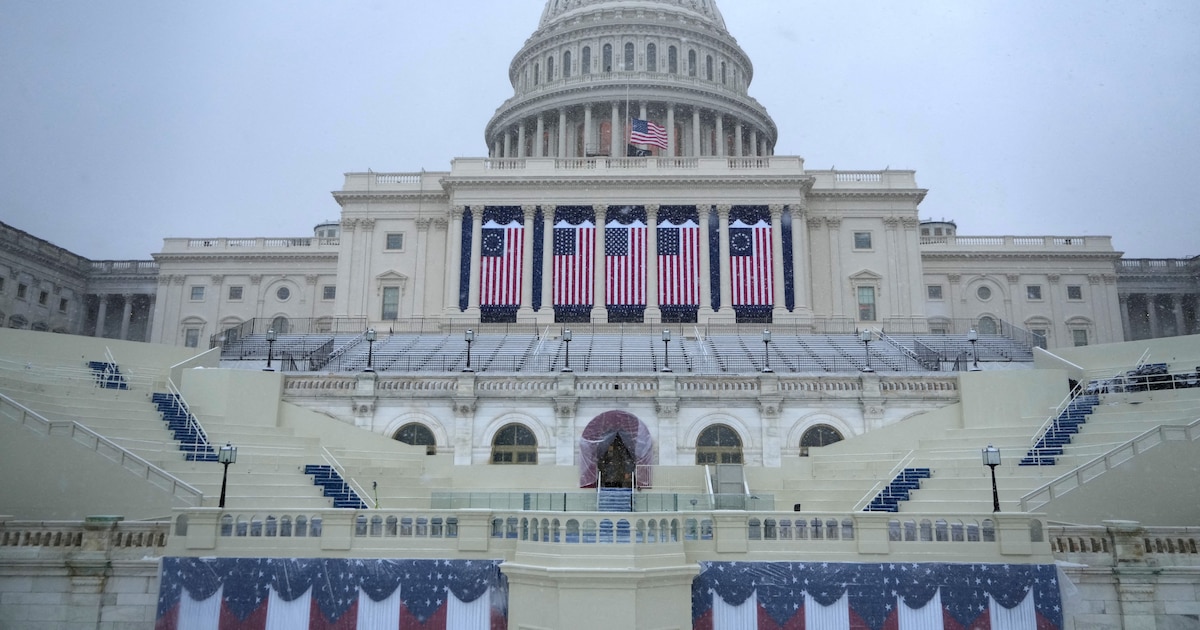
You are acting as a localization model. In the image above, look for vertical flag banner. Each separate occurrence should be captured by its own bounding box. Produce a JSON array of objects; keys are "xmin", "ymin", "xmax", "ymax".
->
[
  {"xmin": 605, "ymin": 219, "xmax": 646, "ymax": 307},
  {"xmin": 729, "ymin": 219, "xmax": 773, "ymax": 306},
  {"xmin": 691, "ymin": 561, "xmax": 1063, "ymax": 630},
  {"xmin": 156, "ymin": 557, "xmax": 508, "ymax": 630},
  {"xmin": 553, "ymin": 220, "xmax": 595, "ymax": 307},
  {"xmin": 480, "ymin": 220, "xmax": 524, "ymax": 307},
  {"xmin": 629, "ymin": 118, "xmax": 669, "ymax": 150},
  {"xmin": 657, "ymin": 219, "xmax": 699, "ymax": 307}
]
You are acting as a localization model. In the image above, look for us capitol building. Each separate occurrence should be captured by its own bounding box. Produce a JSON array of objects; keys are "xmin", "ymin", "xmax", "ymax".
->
[{"xmin": 1, "ymin": 1, "xmax": 1198, "ymax": 629}]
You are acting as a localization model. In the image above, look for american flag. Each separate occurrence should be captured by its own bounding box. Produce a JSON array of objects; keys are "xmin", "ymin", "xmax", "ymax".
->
[
  {"xmin": 692, "ymin": 561, "xmax": 1064, "ymax": 630},
  {"xmin": 657, "ymin": 219, "xmax": 699, "ymax": 306},
  {"xmin": 605, "ymin": 220, "xmax": 646, "ymax": 306},
  {"xmin": 729, "ymin": 219, "xmax": 773, "ymax": 306},
  {"xmin": 629, "ymin": 117, "xmax": 669, "ymax": 150},
  {"xmin": 480, "ymin": 220, "xmax": 523, "ymax": 307},
  {"xmin": 553, "ymin": 220, "xmax": 595, "ymax": 306}
]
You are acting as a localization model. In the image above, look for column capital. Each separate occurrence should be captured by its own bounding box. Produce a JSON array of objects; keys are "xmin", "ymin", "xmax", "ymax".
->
[
  {"xmin": 522, "ymin": 205, "xmax": 538, "ymax": 220},
  {"xmin": 768, "ymin": 204, "xmax": 784, "ymax": 218},
  {"xmin": 359, "ymin": 218, "xmax": 376, "ymax": 231},
  {"xmin": 341, "ymin": 218, "xmax": 358, "ymax": 230},
  {"xmin": 433, "ymin": 217, "xmax": 449, "ymax": 231},
  {"xmin": 716, "ymin": 204, "xmax": 732, "ymax": 220},
  {"xmin": 594, "ymin": 205, "xmax": 606, "ymax": 221},
  {"xmin": 882, "ymin": 216, "xmax": 901, "ymax": 228},
  {"xmin": 305, "ymin": 274, "xmax": 320, "ymax": 285},
  {"xmin": 824, "ymin": 217, "xmax": 842, "ymax": 229},
  {"xmin": 451, "ymin": 205, "xmax": 467, "ymax": 214},
  {"xmin": 210, "ymin": 275, "xmax": 224, "ymax": 285},
  {"xmin": 121, "ymin": 292, "xmax": 134, "ymax": 300},
  {"xmin": 645, "ymin": 203, "xmax": 660, "ymax": 215},
  {"xmin": 807, "ymin": 217, "xmax": 823, "ymax": 230},
  {"xmin": 1006, "ymin": 274, "xmax": 1020, "ymax": 284},
  {"xmin": 416, "ymin": 218, "xmax": 433, "ymax": 231}
]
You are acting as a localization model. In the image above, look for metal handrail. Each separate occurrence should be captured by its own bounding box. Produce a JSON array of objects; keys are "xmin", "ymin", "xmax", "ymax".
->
[
  {"xmin": 320, "ymin": 446, "xmax": 372, "ymax": 508},
  {"xmin": 852, "ymin": 450, "xmax": 916, "ymax": 512},
  {"xmin": 164, "ymin": 379, "xmax": 214, "ymax": 454}
]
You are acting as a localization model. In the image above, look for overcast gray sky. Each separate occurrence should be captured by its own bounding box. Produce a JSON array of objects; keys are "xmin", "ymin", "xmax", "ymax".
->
[{"xmin": 2, "ymin": 0, "xmax": 1198, "ymax": 261}]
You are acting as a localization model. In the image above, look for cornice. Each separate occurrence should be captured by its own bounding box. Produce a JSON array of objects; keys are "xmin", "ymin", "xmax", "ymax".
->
[
  {"xmin": 921, "ymin": 251, "xmax": 1123, "ymax": 263},
  {"xmin": 441, "ymin": 174, "xmax": 816, "ymax": 190},
  {"xmin": 809, "ymin": 190, "xmax": 929, "ymax": 203},
  {"xmin": 515, "ymin": 20, "xmax": 750, "ymax": 75},
  {"xmin": 152, "ymin": 253, "xmax": 339, "ymax": 265},
  {"xmin": 332, "ymin": 190, "xmax": 450, "ymax": 207}
]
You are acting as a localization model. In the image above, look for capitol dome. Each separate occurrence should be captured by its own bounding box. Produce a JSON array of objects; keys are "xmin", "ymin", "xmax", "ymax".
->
[{"xmin": 485, "ymin": 0, "xmax": 777, "ymax": 159}]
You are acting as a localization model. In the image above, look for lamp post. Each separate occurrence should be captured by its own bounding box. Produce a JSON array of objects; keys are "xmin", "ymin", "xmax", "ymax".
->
[
  {"xmin": 218, "ymin": 442, "xmax": 237, "ymax": 509},
  {"xmin": 861, "ymin": 329, "xmax": 874, "ymax": 372},
  {"xmin": 661, "ymin": 329, "xmax": 672, "ymax": 373},
  {"xmin": 968, "ymin": 328, "xmax": 980, "ymax": 371},
  {"xmin": 264, "ymin": 329, "xmax": 277, "ymax": 371},
  {"xmin": 463, "ymin": 329, "xmax": 475, "ymax": 372},
  {"xmin": 561, "ymin": 329, "xmax": 573, "ymax": 372},
  {"xmin": 762, "ymin": 330, "xmax": 773, "ymax": 373},
  {"xmin": 364, "ymin": 328, "xmax": 376, "ymax": 372},
  {"xmin": 982, "ymin": 444, "xmax": 1001, "ymax": 512}
]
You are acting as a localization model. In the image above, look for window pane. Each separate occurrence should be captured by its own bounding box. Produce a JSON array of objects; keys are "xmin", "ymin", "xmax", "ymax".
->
[
  {"xmin": 386, "ymin": 233, "xmax": 404, "ymax": 250},
  {"xmin": 858, "ymin": 287, "xmax": 876, "ymax": 321},
  {"xmin": 228, "ymin": 286, "xmax": 243, "ymax": 300},
  {"xmin": 927, "ymin": 285, "xmax": 943, "ymax": 300},
  {"xmin": 323, "ymin": 286, "xmax": 336, "ymax": 300},
  {"xmin": 382, "ymin": 287, "xmax": 399, "ymax": 320},
  {"xmin": 190, "ymin": 286, "xmax": 205, "ymax": 300},
  {"xmin": 1072, "ymin": 329, "xmax": 1088, "ymax": 346},
  {"xmin": 854, "ymin": 232, "xmax": 872, "ymax": 249},
  {"xmin": 1027, "ymin": 285, "xmax": 1042, "ymax": 300},
  {"xmin": 1067, "ymin": 285, "xmax": 1082, "ymax": 300}
]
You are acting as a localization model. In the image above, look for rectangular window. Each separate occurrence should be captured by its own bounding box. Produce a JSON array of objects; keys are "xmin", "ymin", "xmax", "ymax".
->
[
  {"xmin": 17, "ymin": 283, "xmax": 27, "ymax": 299},
  {"xmin": 382, "ymin": 287, "xmax": 400, "ymax": 320},
  {"xmin": 184, "ymin": 328, "xmax": 200, "ymax": 348},
  {"xmin": 228, "ymin": 286, "xmax": 243, "ymax": 301},
  {"xmin": 38, "ymin": 291, "xmax": 48, "ymax": 306},
  {"xmin": 1026, "ymin": 285, "xmax": 1042, "ymax": 300},
  {"xmin": 190, "ymin": 286, "xmax": 205, "ymax": 301},
  {"xmin": 857, "ymin": 286, "xmax": 876, "ymax": 321},
  {"xmin": 1067, "ymin": 285, "xmax": 1083, "ymax": 300},
  {"xmin": 323, "ymin": 286, "xmax": 336, "ymax": 300},
  {"xmin": 59, "ymin": 298, "xmax": 68, "ymax": 313},
  {"xmin": 927, "ymin": 285, "xmax": 943, "ymax": 300},
  {"xmin": 1072, "ymin": 329, "xmax": 1088, "ymax": 347},
  {"xmin": 853, "ymin": 232, "xmax": 872, "ymax": 249},
  {"xmin": 385, "ymin": 233, "xmax": 405, "ymax": 251}
]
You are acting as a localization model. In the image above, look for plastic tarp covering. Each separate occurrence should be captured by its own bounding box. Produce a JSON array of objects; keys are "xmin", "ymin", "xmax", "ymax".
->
[{"xmin": 579, "ymin": 410, "xmax": 654, "ymax": 488}]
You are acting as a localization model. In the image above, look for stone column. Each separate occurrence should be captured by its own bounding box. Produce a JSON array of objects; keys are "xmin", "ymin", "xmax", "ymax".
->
[
  {"xmin": 144, "ymin": 294, "xmax": 156, "ymax": 341},
  {"xmin": 519, "ymin": 205, "xmax": 538, "ymax": 319},
  {"xmin": 698, "ymin": 207, "xmax": 714, "ymax": 317},
  {"xmin": 645, "ymin": 204, "xmax": 660, "ymax": 321},
  {"xmin": 503, "ymin": 128, "xmax": 512, "ymax": 158},
  {"xmin": 769, "ymin": 205, "xmax": 787, "ymax": 320},
  {"xmin": 413, "ymin": 219, "xmax": 431, "ymax": 317},
  {"xmin": 94, "ymin": 294, "xmax": 109, "ymax": 338},
  {"xmin": 1172, "ymin": 294, "xmax": 1185, "ymax": 337},
  {"xmin": 119, "ymin": 293, "xmax": 134, "ymax": 340},
  {"xmin": 593, "ymin": 205, "xmax": 607, "ymax": 322},
  {"xmin": 1147, "ymin": 295, "xmax": 1160, "ymax": 338},
  {"xmin": 554, "ymin": 392, "xmax": 577, "ymax": 466},
  {"xmin": 446, "ymin": 208, "xmax": 464, "ymax": 313},
  {"xmin": 655, "ymin": 376, "xmax": 680, "ymax": 465},
  {"xmin": 452, "ymin": 398, "xmax": 476, "ymax": 466},
  {"xmin": 535, "ymin": 114, "xmax": 545, "ymax": 158},
  {"xmin": 715, "ymin": 113, "xmax": 725, "ymax": 157},
  {"xmin": 584, "ymin": 105, "xmax": 593, "ymax": 156},
  {"xmin": 467, "ymin": 209, "xmax": 484, "ymax": 316},
  {"xmin": 750, "ymin": 130, "xmax": 759, "ymax": 157},
  {"xmin": 735, "ymin": 123, "xmax": 743, "ymax": 157},
  {"xmin": 611, "ymin": 102, "xmax": 620, "ymax": 156},
  {"xmin": 518, "ymin": 121, "xmax": 527, "ymax": 158},
  {"xmin": 792, "ymin": 200, "xmax": 813, "ymax": 316},
  {"xmin": 558, "ymin": 108, "xmax": 568, "ymax": 157},
  {"xmin": 826, "ymin": 217, "xmax": 844, "ymax": 318},
  {"xmin": 692, "ymin": 108, "xmax": 702, "ymax": 157},
  {"xmin": 717, "ymin": 205, "xmax": 732, "ymax": 316},
  {"xmin": 666, "ymin": 104, "xmax": 676, "ymax": 157},
  {"xmin": 1117, "ymin": 294, "xmax": 1132, "ymax": 340}
]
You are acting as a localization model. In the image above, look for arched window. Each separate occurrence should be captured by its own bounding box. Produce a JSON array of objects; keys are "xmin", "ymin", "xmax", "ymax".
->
[
  {"xmin": 603, "ymin": 44, "xmax": 613, "ymax": 72},
  {"xmin": 800, "ymin": 425, "xmax": 844, "ymax": 456},
  {"xmin": 8, "ymin": 314, "xmax": 28, "ymax": 329},
  {"xmin": 624, "ymin": 42, "xmax": 634, "ymax": 71},
  {"xmin": 721, "ymin": 61, "xmax": 727, "ymax": 85},
  {"xmin": 706, "ymin": 55, "xmax": 714, "ymax": 81},
  {"xmin": 582, "ymin": 46, "xmax": 591, "ymax": 74},
  {"xmin": 492, "ymin": 424, "xmax": 537, "ymax": 464},
  {"xmin": 977, "ymin": 316, "xmax": 998, "ymax": 335},
  {"xmin": 688, "ymin": 50, "xmax": 697, "ymax": 77},
  {"xmin": 696, "ymin": 424, "xmax": 742, "ymax": 464},
  {"xmin": 668, "ymin": 46, "xmax": 678, "ymax": 74},
  {"xmin": 562, "ymin": 50, "xmax": 572, "ymax": 78},
  {"xmin": 546, "ymin": 56, "xmax": 555, "ymax": 81},
  {"xmin": 393, "ymin": 423, "xmax": 435, "ymax": 447},
  {"xmin": 646, "ymin": 43, "xmax": 657, "ymax": 72},
  {"xmin": 533, "ymin": 62, "xmax": 540, "ymax": 86}
]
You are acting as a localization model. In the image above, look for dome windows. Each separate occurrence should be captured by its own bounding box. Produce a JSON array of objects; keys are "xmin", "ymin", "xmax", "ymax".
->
[
  {"xmin": 688, "ymin": 50, "xmax": 697, "ymax": 77},
  {"xmin": 668, "ymin": 46, "xmax": 678, "ymax": 74},
  {"xmin": 646, "ymin": 43, "xmax": 657, "ymax": 72},
  {"xmin": 706, "ymin": 55, "xmax": 714, "ymax": 81},
  {"xmin": 547, "ymin": 55, "xmax": 555, "ymax": 82},
  {"xmin": 624, "ymin": 42, "xmax": 635, "ymax": 71},
  {"xmin": 563, "ymin": 51, "xmax": 571, "ymax": 78},
  {"xmin": 581, "ymin": 46, "xmax": 591, "ymax": 74},
  {"xmin": 603, "ymin": 44, "xmax": 613, "ymax": 72}
]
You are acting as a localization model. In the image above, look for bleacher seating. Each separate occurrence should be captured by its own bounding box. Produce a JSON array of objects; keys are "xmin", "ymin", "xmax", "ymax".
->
[
  {"xmin": 862, "ymin": 468, "xmax": 932, "ymax": 512},
  {"xmin": 87, "ymin": 361, "xmax": 129, "ymax": 390},
  {"xmin": 1020, "ymin": 394, "xmax": 1100, "ymax": 466},
  {"xmin": 150, "ymin": 393, "xmax": 218, "ymax": 462},
  {"xmin": 304, "ymin": 464, "xmax": 368, "ymax": 509}
]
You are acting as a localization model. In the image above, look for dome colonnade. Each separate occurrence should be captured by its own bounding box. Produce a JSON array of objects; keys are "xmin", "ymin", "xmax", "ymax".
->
[{"xmin": 486, "ymin": 0, "xmax": 777, "ymax": 159}]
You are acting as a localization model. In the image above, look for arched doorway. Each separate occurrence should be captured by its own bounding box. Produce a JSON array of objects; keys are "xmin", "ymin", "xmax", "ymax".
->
[
  {"xmin": 800, "ymin": 424, "xmax": 844, "ymax": 457},
  {"xmin": 579, "ymin": 411, "xmax": 653, "ymax": 488},
  {"xmin": 597, "ymin": 434, "xmax": 635, "ymax": 488}
]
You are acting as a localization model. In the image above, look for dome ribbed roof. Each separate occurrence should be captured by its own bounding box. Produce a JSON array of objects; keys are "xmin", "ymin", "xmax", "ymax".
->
[{"xmin": 539, "ymin": 0, "xmax": 727, "ymax": 31}]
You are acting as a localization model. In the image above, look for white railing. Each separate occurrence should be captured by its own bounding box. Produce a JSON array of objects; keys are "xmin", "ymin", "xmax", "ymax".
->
[
  {"xmin": 0, "ymin": 394, "xmax": 202, "ymax": 505},
  {"xmin": 165, "ymin": 379, "xmax": 214, "ymax": 455},
  {"xmin": 320, "ymin": 446, "xmax": 372, "ymax": 508},
  {"xmin": 1021, "ymin": 418, "xmax": 1200, "ymax": 512},
  {"xmin": 852, "ymin": 450, "xmax": 916, "ymax": 511}
]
